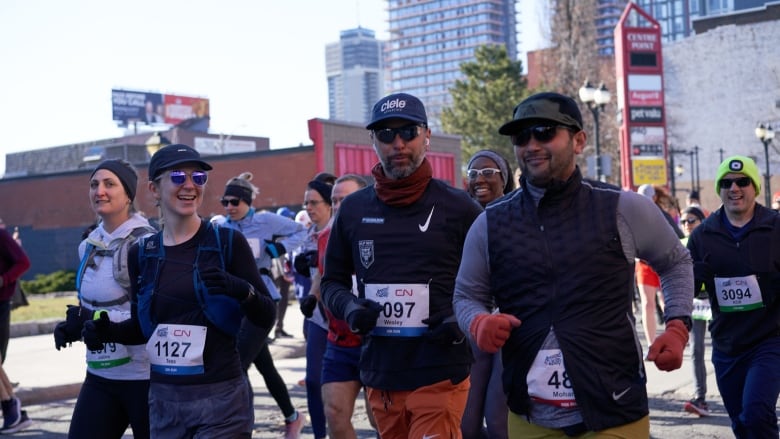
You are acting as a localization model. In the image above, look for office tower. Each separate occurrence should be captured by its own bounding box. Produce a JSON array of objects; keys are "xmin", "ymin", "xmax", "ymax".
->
[
  {"xmin": 385, "ymin": 0, "xmax": 518, "ymax": 132},
  {"xmin": 326, "ymin": 27, "xmax": 385, "ymax": 124},
  {"xmin": 624, "ymin": 0, "xmax": 771, "ymax": 44}
]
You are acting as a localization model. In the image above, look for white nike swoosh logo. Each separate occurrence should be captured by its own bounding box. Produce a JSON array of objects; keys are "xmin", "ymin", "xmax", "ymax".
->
[
  {"xmin": 612, "ymin": 387, "xmax": 631, "ymax": 401},
  {"xmin": 418, "ymin": 206, "xmax": 435, "ymax": 232},
  {"xmin": 422, "ymin": 435, "xmax": 440, "ymax": 439}
]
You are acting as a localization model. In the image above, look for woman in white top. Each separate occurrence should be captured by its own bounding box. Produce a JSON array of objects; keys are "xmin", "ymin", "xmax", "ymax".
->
[{"xmin": 54, "ymin": 159, "xmax": 155, "ymax": 438}]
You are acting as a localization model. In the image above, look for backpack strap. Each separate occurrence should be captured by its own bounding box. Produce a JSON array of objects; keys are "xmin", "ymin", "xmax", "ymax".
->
[{"xmin": 137, "ymin": 231, "xmax": 164, "ymax": 338}]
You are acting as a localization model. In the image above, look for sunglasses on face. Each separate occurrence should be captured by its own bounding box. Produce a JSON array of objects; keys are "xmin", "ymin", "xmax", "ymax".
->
[
  {"xmin": 372, "ymin": 125, "xmax": 421, "ymax": 144},
  {"xmin": 167, "ymin": 170, "xmax": 208, "ymax": 186},
  {"xmin": 511, "ymin": 125, "xmax": 567, "ymax": 147},
  {"xmin": 718, "ymin": 177, "xmax": 751, "ymax": 189},
  {"xmin": 680, "ymin": 218, "xmax": 699, "ymax": 225},
  {"xmin": 467, "ymin": 168, "xmax": 502, "ymax": 179},
  {"xmin": 220, "ymin": 198, "xmax": 241, "ymax": 207}
]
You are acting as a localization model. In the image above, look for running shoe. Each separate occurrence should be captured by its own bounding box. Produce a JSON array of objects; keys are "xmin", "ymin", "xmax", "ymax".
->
[
  {"xmin": 0, "ymin": 409, "xmax": 32, "ymax": 434},
  {"xmin": 684, "ymin": 398, "xmax": 710, "ymax": 417},
  {"xmin": 284, "ymin": 411, "xmax": 305, "ymax": 439}
]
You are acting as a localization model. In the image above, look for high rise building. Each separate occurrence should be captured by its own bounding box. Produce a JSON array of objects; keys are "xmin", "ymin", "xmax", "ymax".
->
[
  {"xmin": 326, "ymin": 27, "xmax": 386, "ymax": 124},
  {"xmin": 618, "ymin": 0, "xmax": 772, "ymax": 45},
  {"xmin": 385, "ymin": 0, "xmax": 518, "ymax": 131}
]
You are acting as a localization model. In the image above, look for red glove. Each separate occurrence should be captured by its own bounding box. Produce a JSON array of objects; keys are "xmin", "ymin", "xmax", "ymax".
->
[
  {"xmin": 647, "ymin": 319, "xmax": 689, "ymax": 371},
  {"xmin": 469, "ymin": 313, "xmax": 521, "ymax": 353}
]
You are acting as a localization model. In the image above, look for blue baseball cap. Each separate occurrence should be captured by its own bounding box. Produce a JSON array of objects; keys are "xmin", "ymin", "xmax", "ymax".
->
[{"xmin": 366, "ymin": 93, "xmax": 427, "ymax": 130}]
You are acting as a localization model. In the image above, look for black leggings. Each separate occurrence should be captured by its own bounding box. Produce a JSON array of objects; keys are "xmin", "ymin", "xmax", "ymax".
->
[
  {"xmin": 237, "ymin": 318, "xmax": 296, "ymax": 418},
  {"xmin": 68, "ymin": 372, "xmax": 150, "ymax": 439}
]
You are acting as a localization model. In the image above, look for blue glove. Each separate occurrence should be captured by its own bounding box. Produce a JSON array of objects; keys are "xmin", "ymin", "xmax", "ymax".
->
[
  {"xmin": 200, "ymin": 266, "xmax": 249, "ymax": 301},
  {"xmin": 82, "ymin": 311, "xmax": 111, "ymax": 351},
  {"xmin": 264, "ymin": 241, "xmax": 286, "ymax": 259},
  {"xmin": 344, "ymin": 298, "xmax": 383, "ymax": 335}
]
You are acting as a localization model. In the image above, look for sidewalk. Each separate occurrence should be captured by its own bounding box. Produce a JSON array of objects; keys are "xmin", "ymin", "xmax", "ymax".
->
[{"xmin": 6, "ymin": 304, "xmax": 307, "ymax": 406}]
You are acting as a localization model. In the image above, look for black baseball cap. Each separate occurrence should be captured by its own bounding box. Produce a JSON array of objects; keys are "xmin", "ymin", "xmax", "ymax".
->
[
  {"xmin": 148, "ymin": 144, "xmax": 212, "ymax": 180},
  {"xmin": 366, "ymin": 93, "xmax": 427, "ymax": 130},
  {"xmin": 498, "ymin": 92, "xmax": 583, "ymax": 135}
]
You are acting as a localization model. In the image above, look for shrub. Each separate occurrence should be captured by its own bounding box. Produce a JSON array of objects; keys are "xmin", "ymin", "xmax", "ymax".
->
[{"xmin": 20, "ymin": 270, "xmax": 76, "ymax": 295}]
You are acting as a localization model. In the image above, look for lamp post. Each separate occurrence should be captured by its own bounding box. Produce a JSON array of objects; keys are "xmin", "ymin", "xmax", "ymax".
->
[
  {"xmin": 668, "ymin": 146, "xmax": 688, "ymax": 197},
  {"xmin": 755, "ymin": 123, "xmax": 775, "ymax": 206},
  {"xmin": 145, "ymin": 132, "xmax": 172, "ymax": 159},
  {"xmin": 578, "ymin": 80, "xmax": 611, "ymax": 182}
]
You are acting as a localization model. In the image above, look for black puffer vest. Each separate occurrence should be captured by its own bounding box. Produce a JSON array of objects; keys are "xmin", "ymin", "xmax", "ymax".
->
[{"xmin": 487, "ymin": 169, "xmax": 649, "ymax": 431}]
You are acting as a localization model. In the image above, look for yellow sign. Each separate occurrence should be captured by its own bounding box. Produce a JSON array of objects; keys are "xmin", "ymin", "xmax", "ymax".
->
[{"xmin": 632, "ymin": 157, "xmax": 668, "ymax": 186}]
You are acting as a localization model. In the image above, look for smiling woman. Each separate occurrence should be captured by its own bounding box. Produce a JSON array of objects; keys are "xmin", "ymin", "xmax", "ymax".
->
[{"xmin": 466, "ymin": 149, "xmax": 514, "ymax": 208}]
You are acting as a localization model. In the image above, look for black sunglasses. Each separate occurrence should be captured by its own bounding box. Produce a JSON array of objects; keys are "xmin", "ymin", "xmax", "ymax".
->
[
  {"xmin": 680, "ymin": 218, "xmax": 699, "ymax": 225},
  {"xmin": 168, "ymin": 170, "xmax": 208, "ymax": 186},
  {"xmin": 511, "ymin": 125, "xmax": 569, "ymax": 147},
  {"xmin": 220, "ymin": 198, "xmax": 241, "ymax": 207},
  {"xmin": 718, "ymin": 177, "xmax": 752, "ymax": 189},
  {"xmin": 372, "ymin": 125, "xmax": 422, "ymax": 144}
]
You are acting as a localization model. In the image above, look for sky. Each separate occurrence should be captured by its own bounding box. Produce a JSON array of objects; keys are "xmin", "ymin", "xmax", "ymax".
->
[{"xmin": 0, "ymin": 0, "xmax": 546, "ymax": 176}]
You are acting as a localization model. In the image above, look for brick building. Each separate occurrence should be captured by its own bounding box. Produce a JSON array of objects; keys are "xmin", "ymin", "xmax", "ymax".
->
[{"xmin": 1, "ymin": 119, "xmax": 463, "ymax": 277}]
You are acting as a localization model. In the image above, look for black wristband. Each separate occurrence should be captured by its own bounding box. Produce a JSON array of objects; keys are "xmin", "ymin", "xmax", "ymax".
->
[{"xmin": 668, "ymin": 316, "xmax": 692, "ymax": 331}]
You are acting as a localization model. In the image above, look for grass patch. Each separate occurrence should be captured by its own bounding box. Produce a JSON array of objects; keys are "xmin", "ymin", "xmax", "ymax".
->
[{"xmin": 11, "ymin": 295, "xmax": 79, "ymax": 323}]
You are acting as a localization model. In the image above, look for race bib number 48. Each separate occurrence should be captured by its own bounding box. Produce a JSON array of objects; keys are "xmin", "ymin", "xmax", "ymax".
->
[{"xmin": 364, "ymin": 283, "xmax": 429, "ymax": 337}]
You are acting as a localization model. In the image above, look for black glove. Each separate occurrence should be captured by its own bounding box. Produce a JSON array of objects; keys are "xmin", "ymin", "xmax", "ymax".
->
[
  {"xmin": 264, "ymin": 241, "xmax": 286, "ymax": 259},
  {"xmin": 422, "ymin": 309, "xmax": 465, "ymax": 344},
  {"xmin": 299, "ymin": 295, "xmax": 318, "ymax": 318},
  {"xmin": 82, "ymin": 311, "xmax": 111, "ymax": 351},
  {"xmin": 344, "ymin": 298, "xmax": 383, "ymax": 335},
  {"xmin": 200, "ymin": 266, "xmax": 249, "ymax": 301},
  {"xmin": 693, "ymin": 261, "xmax": 715, "ymax": 296},
  {"xmin": 54, "ymin": 305, "xmax": 91, "ymax": 351},
  {"xmin": 294, "ymin": 250, "xmax": 318, "ymax": 277}
]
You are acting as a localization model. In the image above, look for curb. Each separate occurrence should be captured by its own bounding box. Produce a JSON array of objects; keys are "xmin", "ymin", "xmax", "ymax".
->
[{"xmin": 12, "ymin": 321, "xmax": 306, "ymax": 406}]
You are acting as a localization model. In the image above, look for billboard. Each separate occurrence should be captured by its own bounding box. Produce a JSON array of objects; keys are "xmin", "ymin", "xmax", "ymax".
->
[
  {"xmin": 615, "ymin": 3, "xmax": 668, "ymax": 191},
  {"xmin": 111, "ymin": 89, "xmax": 210, "ymax": 128}
]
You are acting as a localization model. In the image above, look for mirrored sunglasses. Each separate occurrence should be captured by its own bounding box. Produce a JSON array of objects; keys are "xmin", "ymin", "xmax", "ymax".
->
[
  {"xmin": 467, "ymin": 168, "xmax": 502, "ymax": 179},
  {"xmin": 169, "ymin": 170, "xmax": 208, "ymax": 186},
  {"xmin": 220, "ymin": 198, "xmax": 241, "ymax": 207},
  {"xmin": 511, "ymin": 125, "xmax": 567, "ymax": 147},
  {"xmin": 718, "ymin": 177, "xmax": 751, "ymax": 189},
  {"xmin": 373, "ymin": 125, "xmax": 421, "ymax": 144}
]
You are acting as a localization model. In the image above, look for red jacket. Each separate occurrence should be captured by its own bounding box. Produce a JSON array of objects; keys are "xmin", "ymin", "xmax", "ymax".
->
[
  {"xmin": 318, "ymin": 224, "xmax": 362, "ymax": 347},
  {"xmin": 0, "ymin": 228, "xmax": 31, "ymax": 301}
]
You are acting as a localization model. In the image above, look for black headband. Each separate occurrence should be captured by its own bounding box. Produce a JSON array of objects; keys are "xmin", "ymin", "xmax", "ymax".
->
[
  {"xmin": 224, "ymin": 184, "xmax": 253, "ymax": 205},
  {"xmin": 307, "ymin": 180, "xmax": 332, "ymax": 206},
  {"xmin": 91, "ymin": 160, "xmax": 137, "ymax": 201}
]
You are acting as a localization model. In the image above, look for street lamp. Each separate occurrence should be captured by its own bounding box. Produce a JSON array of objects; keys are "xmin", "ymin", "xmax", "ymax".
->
[
  {"xmin": 579, "ymin": 80, "xmax": 611, "ymax": 181},
  {"xmin": 145, "ymin": 132, "xmax": 171, "ymax": 159},
  {"xmin": 754, "ymin": 123, "xmax": 775, "ymax": 206}
]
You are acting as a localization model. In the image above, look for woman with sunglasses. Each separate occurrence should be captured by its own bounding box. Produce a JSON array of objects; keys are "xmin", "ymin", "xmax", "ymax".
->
[
  {"xmin": 295, "ymin": 174, "xmax": 335, "ymax": 439},
  {"xmin": 463, "ymin": 150, "xmax": 514, "ymax": 439},
  {"xmin": 53, "ymin": 159, "xmax": 155, "ymax": 438},
  {"xmin": 82, "ymin": 144, "xmax": 277, "ymax": 438},
  {"xmin": 220, "ymin": 171, "xmax": 307, "ymax": 439},
  {"xmin": 678, "ymin": 206, "xmax": 711, "ymax": 418}
]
